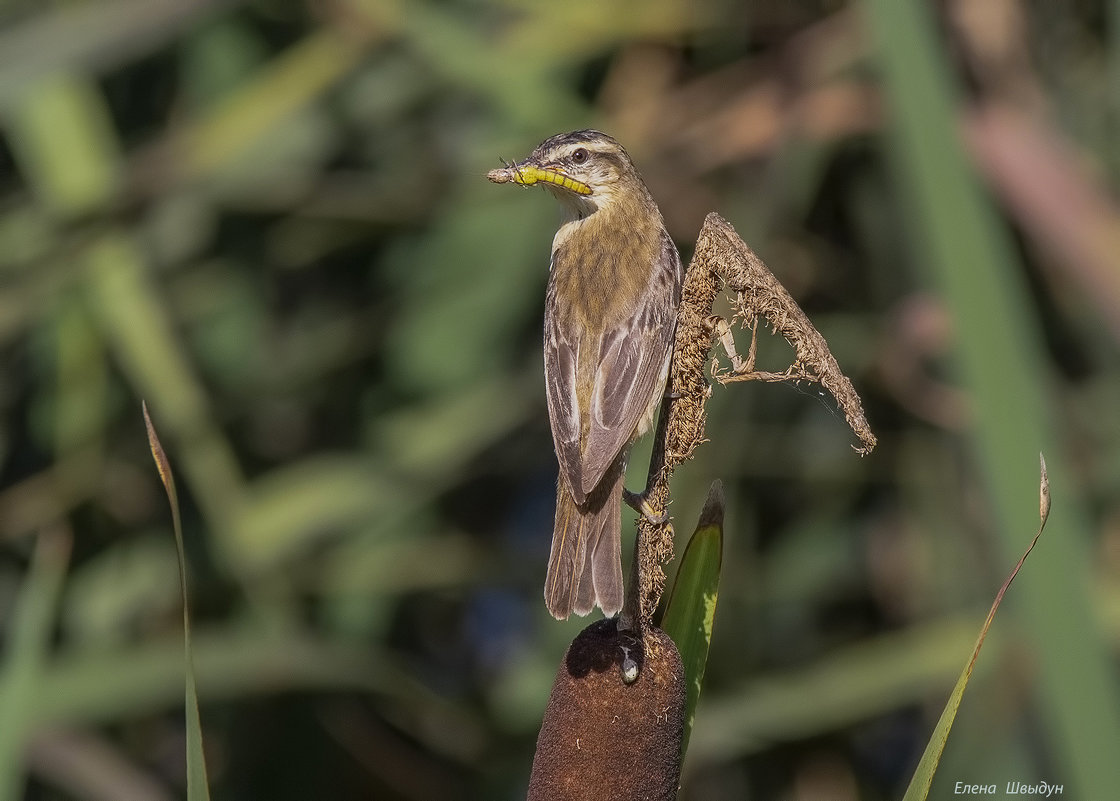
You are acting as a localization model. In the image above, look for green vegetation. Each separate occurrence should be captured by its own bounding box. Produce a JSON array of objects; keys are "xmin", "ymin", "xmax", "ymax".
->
[{"xmin": 0, "ymin": 1, "xmax": 1118, "ymax": 798}]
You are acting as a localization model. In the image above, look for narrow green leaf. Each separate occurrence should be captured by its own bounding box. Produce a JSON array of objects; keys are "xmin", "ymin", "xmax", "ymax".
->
[
  {"xmin": 4, "ymin": 73, "xmax": 119, "ymax": 216},
  {"xmin": 0, "ymin": 529, "xmax": 71, "ymax": 801},
  {"xmin": 864, "ymin": 0, "xmax": 1120, "ymax": 792},
  {"xmin": 143, "ymin": 402, "xmax": 211, "ymax": 801},
  {"xmin": 661, "ymin": 480, "xmax": 724, "ymax": 758},
  {"xmin": 181, "ymin": 30, "xmax": 365, "ymax": 179},
  {"xmin": 903, "ymin": 456, "xmax": 1050, "ymax": 800}
]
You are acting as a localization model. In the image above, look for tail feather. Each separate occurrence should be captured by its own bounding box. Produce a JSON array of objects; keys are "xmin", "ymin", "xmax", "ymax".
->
[
  {"xmin": 589, "ymin": 493, "xmax": 623, "ymax": 614},
  {"xmin": 545, "ymin": 464, "xmax": 624, "ymax": 619}
]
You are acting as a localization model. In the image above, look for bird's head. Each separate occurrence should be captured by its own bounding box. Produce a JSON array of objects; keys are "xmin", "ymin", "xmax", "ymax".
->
[{"xmin": 488, "ymin": 130, "xmax": 648, "ymax": 217}]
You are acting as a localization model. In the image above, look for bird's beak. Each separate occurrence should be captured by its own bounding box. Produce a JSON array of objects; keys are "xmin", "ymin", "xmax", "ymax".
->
[{"xmin": 487, "ymin": 160, "xmax": 592, "ymax": 196}]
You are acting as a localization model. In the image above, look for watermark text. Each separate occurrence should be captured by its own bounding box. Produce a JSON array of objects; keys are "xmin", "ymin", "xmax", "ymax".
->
[{"xmin": 952, "ymin": 781, "xmax": 1063, "ymax": 796}]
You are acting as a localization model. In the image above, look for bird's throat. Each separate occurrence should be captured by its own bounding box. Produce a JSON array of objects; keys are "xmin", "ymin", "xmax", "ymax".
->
[{"xmin": 548, "ymin": 197, "xmax": 659, "ymax": 333}]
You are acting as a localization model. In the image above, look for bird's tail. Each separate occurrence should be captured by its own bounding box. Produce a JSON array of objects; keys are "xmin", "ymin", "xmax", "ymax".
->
[{"xmin": 544, "ymin": 464, "xmax": 624, "ymax": 619}]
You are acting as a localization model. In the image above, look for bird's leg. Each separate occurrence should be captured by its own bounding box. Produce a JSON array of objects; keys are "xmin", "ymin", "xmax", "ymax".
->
[
  {"xmin": 623, "ymin": 387, "xmax": 675, "ymax": 527},
  {"xmin": 623, "ymin": 488, "xmax": 669, "ymax": 525}
]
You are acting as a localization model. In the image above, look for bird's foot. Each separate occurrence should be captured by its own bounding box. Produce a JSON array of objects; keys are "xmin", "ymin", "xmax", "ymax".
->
[{"xmin": 623, "ymin": 489, "xmax": 669, "ymax": 526}]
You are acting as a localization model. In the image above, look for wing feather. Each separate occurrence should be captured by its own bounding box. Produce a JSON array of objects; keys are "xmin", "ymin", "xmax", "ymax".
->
[
  {"xmin": 545, "ymin": 229, "xmax": 682, "ymax": 502},
  {"xmin": 544, "ymin": 286, "xmax": 587, "ymax": 504},
  {"xmin": 580, "ymin": 231, "xmax": 681, "ymax": 495}
]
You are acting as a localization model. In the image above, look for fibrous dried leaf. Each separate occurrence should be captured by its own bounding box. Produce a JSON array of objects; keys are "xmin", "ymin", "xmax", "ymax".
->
[{"xmin": 627, "ymin": 213, "xmax": 876, "ymax": 628}]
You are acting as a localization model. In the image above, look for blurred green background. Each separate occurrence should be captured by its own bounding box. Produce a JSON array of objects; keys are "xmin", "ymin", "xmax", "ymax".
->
[{"xmin": 2, "ymin": 1, "xmax": 1119, "ymax": 799}]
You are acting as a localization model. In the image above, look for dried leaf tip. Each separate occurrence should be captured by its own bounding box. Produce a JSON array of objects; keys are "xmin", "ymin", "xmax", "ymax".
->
[
  {"xmin": 143, "ymin": 401, "xmax": 177, "ymax": 504},
  {"xmin": 696, "ymin": 480, "xmax": 725, "ymax": 529},
  {"xmin": 1039, "ymin": 452, "xmax": 1050, "ymax": 526}
]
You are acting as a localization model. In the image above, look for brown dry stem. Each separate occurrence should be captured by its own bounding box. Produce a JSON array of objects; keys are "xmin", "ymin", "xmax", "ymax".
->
[{"xmin": 623, "ymin": 213, "xmax": 877, "ymax": 630}]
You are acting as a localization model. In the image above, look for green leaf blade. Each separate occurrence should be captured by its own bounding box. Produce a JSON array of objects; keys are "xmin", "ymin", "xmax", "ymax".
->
[
  {"xmin": 661, "ymin": 480, "xmax": 724, "ymax": 758},
  {"xmin": 0, "ymin": 531, "xmax": 71, "ymax": 801},
  {"xmin": 903, "ymin": 457, "xmax": 1051, "ymax": 800},
  {"xmin": 144, "ymin": 402, "xmax": 212, "ymax": 801}
]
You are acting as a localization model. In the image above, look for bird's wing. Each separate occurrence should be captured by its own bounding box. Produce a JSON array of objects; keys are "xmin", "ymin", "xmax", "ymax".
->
[
  {"xmin": 543, "ymin": 311, "xmax": 586, "ymax": 504},
  {"xmin": 581, "ymin": 231, "xmax": 681, "ymax": 497},
  {"xmin": 545, "ymin": 230, "xmax": 682, "ymax": 503}
]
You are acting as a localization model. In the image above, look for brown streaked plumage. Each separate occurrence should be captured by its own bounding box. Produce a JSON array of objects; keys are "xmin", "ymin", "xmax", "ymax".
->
[{"xmin": 489, "ymin": 130, "xmax": 683, "ymax": 619}]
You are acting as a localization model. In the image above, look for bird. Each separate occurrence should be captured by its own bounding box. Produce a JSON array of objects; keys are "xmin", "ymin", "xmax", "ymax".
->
[{"xmin": 488, "ymin": 130, "xmax": 683, "ymax": 619}]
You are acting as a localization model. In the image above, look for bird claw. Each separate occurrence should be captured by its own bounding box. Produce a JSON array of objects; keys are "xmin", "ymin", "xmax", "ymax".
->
[{"xmin": 623, "ymin": 489, "xmax": 669, "ymax": 525}]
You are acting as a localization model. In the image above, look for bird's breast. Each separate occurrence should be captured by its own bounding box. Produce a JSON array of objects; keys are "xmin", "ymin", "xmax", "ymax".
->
[{"xmin": 548, "ymin": 212, "xmax": 658, "ymax": 333}]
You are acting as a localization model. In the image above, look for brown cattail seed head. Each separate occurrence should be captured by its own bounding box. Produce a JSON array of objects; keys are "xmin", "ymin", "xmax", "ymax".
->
[{"xmin": 527, "ymin": 619, "xmax": 685, "ymax": 801}]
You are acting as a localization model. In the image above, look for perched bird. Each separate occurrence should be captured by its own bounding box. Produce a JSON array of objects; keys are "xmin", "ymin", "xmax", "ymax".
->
[{"xmin": 488, "ymin": 130, "xmax": 683, "ymax": 619}]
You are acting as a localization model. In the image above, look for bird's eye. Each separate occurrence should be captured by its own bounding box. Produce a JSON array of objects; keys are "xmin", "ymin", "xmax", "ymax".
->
[{"xmin": 571, "ymin": 148, "xmax": 589, "ymax": 164}]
